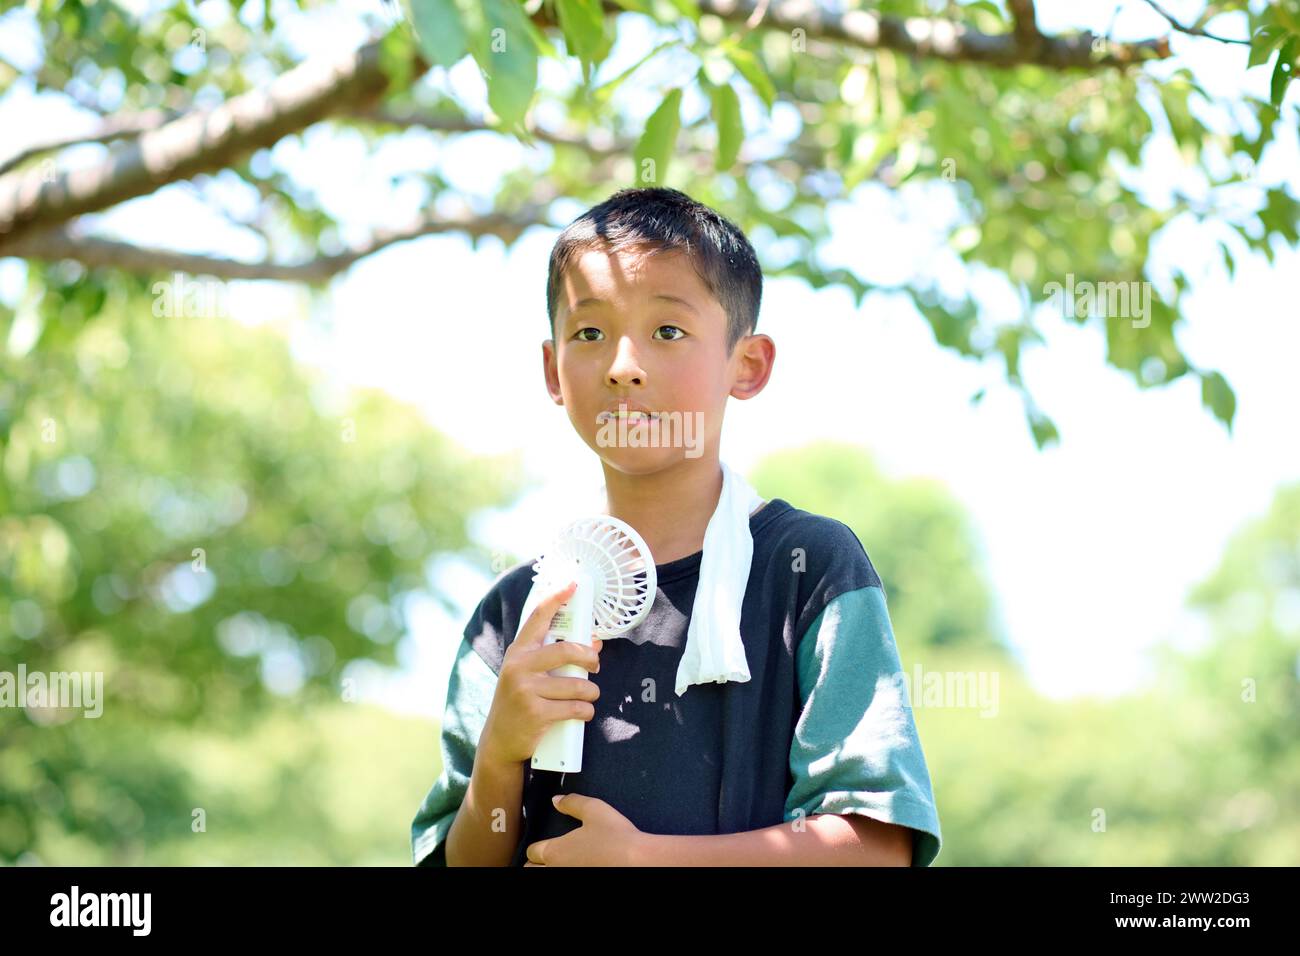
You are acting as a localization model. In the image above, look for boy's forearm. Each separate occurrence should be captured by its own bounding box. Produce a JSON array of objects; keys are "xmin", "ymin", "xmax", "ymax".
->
[
  {"xmin": 445, "ymin": 749, "xmax": 525, "ymax": 867},
  {"xmin": 630, "ymin": 813, "xmax": 913, "ymax": 866}
]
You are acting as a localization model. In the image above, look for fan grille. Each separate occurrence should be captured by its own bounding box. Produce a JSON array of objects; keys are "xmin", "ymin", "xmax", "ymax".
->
[{"xmin": 530, "ymin": 515, "xmax": 657, "ymax": 637}]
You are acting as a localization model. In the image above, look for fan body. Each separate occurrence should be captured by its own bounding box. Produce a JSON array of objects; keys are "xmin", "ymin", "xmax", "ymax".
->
[{"xmin": 527, "ymin": 516, "xmax": 656, "ymax": 773}]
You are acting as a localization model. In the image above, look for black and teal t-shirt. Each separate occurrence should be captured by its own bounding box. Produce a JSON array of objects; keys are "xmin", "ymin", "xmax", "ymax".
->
[{"xmin": 411, "ymin": 497, "xmax": 943, "ymax": 866}]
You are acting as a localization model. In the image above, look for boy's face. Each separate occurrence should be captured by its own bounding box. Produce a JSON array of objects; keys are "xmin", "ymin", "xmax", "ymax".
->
[{"xmin": 543, "ymin": 245, "xmax": 771, "ymax": 475}]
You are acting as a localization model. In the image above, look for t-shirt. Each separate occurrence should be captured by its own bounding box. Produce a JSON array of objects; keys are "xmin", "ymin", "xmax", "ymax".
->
[{"xmin": 410, "ymin": 497, "xmax": 943, "ymax": 866}]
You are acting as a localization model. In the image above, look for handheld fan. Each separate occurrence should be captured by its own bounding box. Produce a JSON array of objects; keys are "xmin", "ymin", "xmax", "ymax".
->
[{"xmin": 525, "ymin": 515, "xmax": 656, "ymax": 773}]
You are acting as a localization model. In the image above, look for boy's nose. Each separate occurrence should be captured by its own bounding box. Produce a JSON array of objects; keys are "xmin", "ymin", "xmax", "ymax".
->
[{"xmin": 607, "ymin": 340, "xmax": 646, "ymax": 385}]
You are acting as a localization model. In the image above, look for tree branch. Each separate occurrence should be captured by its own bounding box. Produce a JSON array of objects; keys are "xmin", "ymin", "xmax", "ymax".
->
[
  {"xmin": 0, "ymin": 37, "xmax": 404, "ymax": 249},
  {"xmin": 346, "ymin": 102, "xmax": 831, "ymax": 169},
  {"xmin": 1007, "ymin": 0, "xmax": 1043, "ymax": 57},
  {"xmin": 348, "ymin": 104, "xmax": 624, "ymax": 157},
  {"xmin": 2, "ymin": 203, "xmax": 551, "ymax": 283},
  {"xmin": 0, "ymin": 0, "xmax": 1177, "ymax": 257},
  {"xmin": 180, "ymin": 179, "xmax": 274, "ymax": 246},
  {"xmin": 1, "ymin": 99, "xmax": 840, "ymax": 281},
  {"xmin": 574, "ymin": 0, "xmax": 1171, "ymax": 69},
  {"xmin": 0, "ymin": 109, "xmax": 181, "ymax": 177},
  {"xmin": 1141, "ymin": 0, "xmax": 1250, "ymax": 45}
]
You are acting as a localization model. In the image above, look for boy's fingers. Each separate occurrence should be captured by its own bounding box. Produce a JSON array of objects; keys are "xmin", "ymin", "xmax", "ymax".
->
[
  {"xmin": 552, "ymin": 792, "xmax": 597, "ymax": 820},
  {"xmin": 532, "ymin": 640, "xmax": 600, "ymax": 675}
]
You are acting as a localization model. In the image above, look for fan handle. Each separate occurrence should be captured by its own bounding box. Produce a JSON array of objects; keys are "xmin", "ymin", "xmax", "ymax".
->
[{"xmin": 531, "ymin": 568, "xmax": 596, "ymax": 773}]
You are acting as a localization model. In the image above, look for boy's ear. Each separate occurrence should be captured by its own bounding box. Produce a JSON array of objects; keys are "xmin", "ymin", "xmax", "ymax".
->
[
  {"xmin": 541, "ymin": 339, "xmax": 564, "ymax": 405},
  {"xmin": 729, "ymin": 333, "xmax": 775, "ymax": 400}
]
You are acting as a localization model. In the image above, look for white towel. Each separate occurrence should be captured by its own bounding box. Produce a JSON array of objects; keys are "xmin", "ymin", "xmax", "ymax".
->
[
  {"xmin": 673, "ymin": 460, "xmax": 763, "ymax": 696},
  {"xmin": 519, "ymin": 461, "xmax": 764, "ymax": 697}
]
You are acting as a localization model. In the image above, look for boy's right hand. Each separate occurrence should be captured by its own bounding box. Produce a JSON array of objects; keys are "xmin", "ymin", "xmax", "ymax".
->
[{"xmin": 479, "ymin": 579, "xmax": 604, "ymax": 767}]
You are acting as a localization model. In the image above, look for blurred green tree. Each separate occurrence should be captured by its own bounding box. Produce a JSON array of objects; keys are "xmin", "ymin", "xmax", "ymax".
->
[
  {"xmin": 1149, "ymin": 481, "xmax": 1300, "ymax": 863},
  {"xmin": 0, "ymin": 271, "xmax": 523, "ymax": 862},
  {"xmin": 751, "ymin": 440, "xmax": 1006, "ymax": 655},
  {"xmin": 925, "ymin": 481, "xmax": 1300, "ymax": 865}
]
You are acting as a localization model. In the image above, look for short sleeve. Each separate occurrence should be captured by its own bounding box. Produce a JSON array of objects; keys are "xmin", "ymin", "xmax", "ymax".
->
[
  {"xmin": 785, "ymin": 585, "xmax": 943, "ymax": 866},
  {"xmin": 410, "ymin": 632, "xmax": 499, "ymax": 867}
]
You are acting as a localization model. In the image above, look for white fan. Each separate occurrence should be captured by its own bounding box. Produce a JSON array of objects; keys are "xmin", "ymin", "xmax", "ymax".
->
[{"xmin": 522, "ymin": 515, "xmax": 656, "ymax": 773}]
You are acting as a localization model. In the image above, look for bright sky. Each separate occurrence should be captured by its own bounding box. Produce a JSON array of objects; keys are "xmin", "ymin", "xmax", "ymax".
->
[{"xmin": 1, "ymin": 1, "xmax": 1296, "ymax": 717}]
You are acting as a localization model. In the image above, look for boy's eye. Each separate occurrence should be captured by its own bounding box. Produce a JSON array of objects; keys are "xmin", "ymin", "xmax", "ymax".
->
[{"xmin": 573, "ymin": 326, "xmax": 686, "ymax": 342}]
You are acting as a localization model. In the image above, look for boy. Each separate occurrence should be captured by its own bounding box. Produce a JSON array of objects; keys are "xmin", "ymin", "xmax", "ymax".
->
[{"xmin": 411, "ymin": 187, "xmax": 942, "ymax": 866}]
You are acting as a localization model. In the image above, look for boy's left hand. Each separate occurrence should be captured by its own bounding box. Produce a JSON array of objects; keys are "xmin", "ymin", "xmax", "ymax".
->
[{"xmin": 524, "ymin": 793, "xmax": 645, "ymax": 866}]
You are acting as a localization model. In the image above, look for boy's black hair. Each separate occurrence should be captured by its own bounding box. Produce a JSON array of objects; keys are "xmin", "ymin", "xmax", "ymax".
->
[{"xmin": 546, "ymin": 187, "xmax": 762, "ymax": 355}]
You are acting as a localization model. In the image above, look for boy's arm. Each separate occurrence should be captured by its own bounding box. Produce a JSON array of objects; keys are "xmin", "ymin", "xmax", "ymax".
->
[
  {"xmin": 444, "ymin": 744, "xmax": 526, "ymax": 867},
  {"xmin": 412, "ymin": 630, "xmax": 519, "ymax": 866},
  {"xmin": 781, "ymin": 583, "xmax": 943, "ymax": 866},
  {"xmin": 628, "ymin": 813, "xmax": 912, "ymax": 866}
]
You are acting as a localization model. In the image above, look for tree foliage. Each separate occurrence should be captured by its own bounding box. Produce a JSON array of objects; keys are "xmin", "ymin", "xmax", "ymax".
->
[
  {"xmin": 1, "ymin": 1, "xmax": 1296, "ymax": 444},
  {"xmin": 0, "ymin": 273, "xmax": 523, "ymax": 860},
  {"xmin": 751, "ymin": 440, "xmax": 1006, "ymax": 655}
]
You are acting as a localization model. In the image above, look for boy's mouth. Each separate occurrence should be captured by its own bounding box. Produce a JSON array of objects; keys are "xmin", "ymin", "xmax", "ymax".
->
[{"xmin": 597, "ymin": 409, "xmax": 661, "ymax": 425}]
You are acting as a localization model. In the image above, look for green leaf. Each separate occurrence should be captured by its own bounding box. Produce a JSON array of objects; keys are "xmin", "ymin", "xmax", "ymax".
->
[
  {"xmin": 377, "ymin": 22, "xmax": 416, "ymax": 92},
  {"xmin": 664, "ymin": 0, "xmax": 701, "ymax": 20},
  {"xmin": 723, "ymin": 45, "xmax": 775, "ymax": 114},
  {"xmin": 1017, "ymin": 391, "xmax": 1061, "ymax": 450},
  {"xmin": 471, "ymin": 0, "xmax": 539, "ymax": 132},
  {"xmin": 1220, "ymin": 241, "xmax": 1236, "ymax": 279},
  {"xmin": 710, "ymin": 82, "xmax": 743, "ymax": 171},
  {"xmin": 1199, "ymin": 370, "xmax": 1236, "ymax": 432},
  {"xmin": 1269, "ymin": 36, "xmax": 1297, "ymax": 108},
  {"xmin": 1159, "ymin": 79, "xmax": 1199, "ymax": 149},
  {"xmin": 996, "ymin": 326, "xmax": 1027, "ymax": 380},
  {"xmin": 403, "ymin": 0, "xmax": 468, "ymax": 69},
  {"xmin": 1259, "ymin": 187, "xmax": 1300, "ymax": 244},
  {"xmin": 632, "ymin": 87, "xmax": 682, "ymax": 186},
  {"xmin": 1248, "ymin": 25, "xmax": 1288, "ymax": 69},
  {"xmin": 964, "ymin": 0, "xmax": 1004, "ymax": 22},
  {"xmin": 752, "ymin": 207, "xmax": 815, "ymax": 241},
  {"xmin": 1028, "ymin": 410, "xmax": 1060, "ymax": 450},
  {"xmin": 844, "ymin": 129, "xmax": 897, "ymax": 193},
  {"xmin": 518, "ymin": 0, "xmax": 562, "ymax": 58},
  {"xmin": 556, "ymin": 0, "xmax": 610, "ymax": 75},
  {"xmin": 913, "ymin": 294, "xmax": 981, "ymax": 357},
  {"xmin": 591, "ymin": 39, "xmax": 677, "ymax": 106}
]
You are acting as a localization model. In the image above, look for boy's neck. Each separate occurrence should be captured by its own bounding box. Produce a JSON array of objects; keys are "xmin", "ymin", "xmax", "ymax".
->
[{"xmin": 602, "ymin": 453, "xmax": 758, "ymax": 567}]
